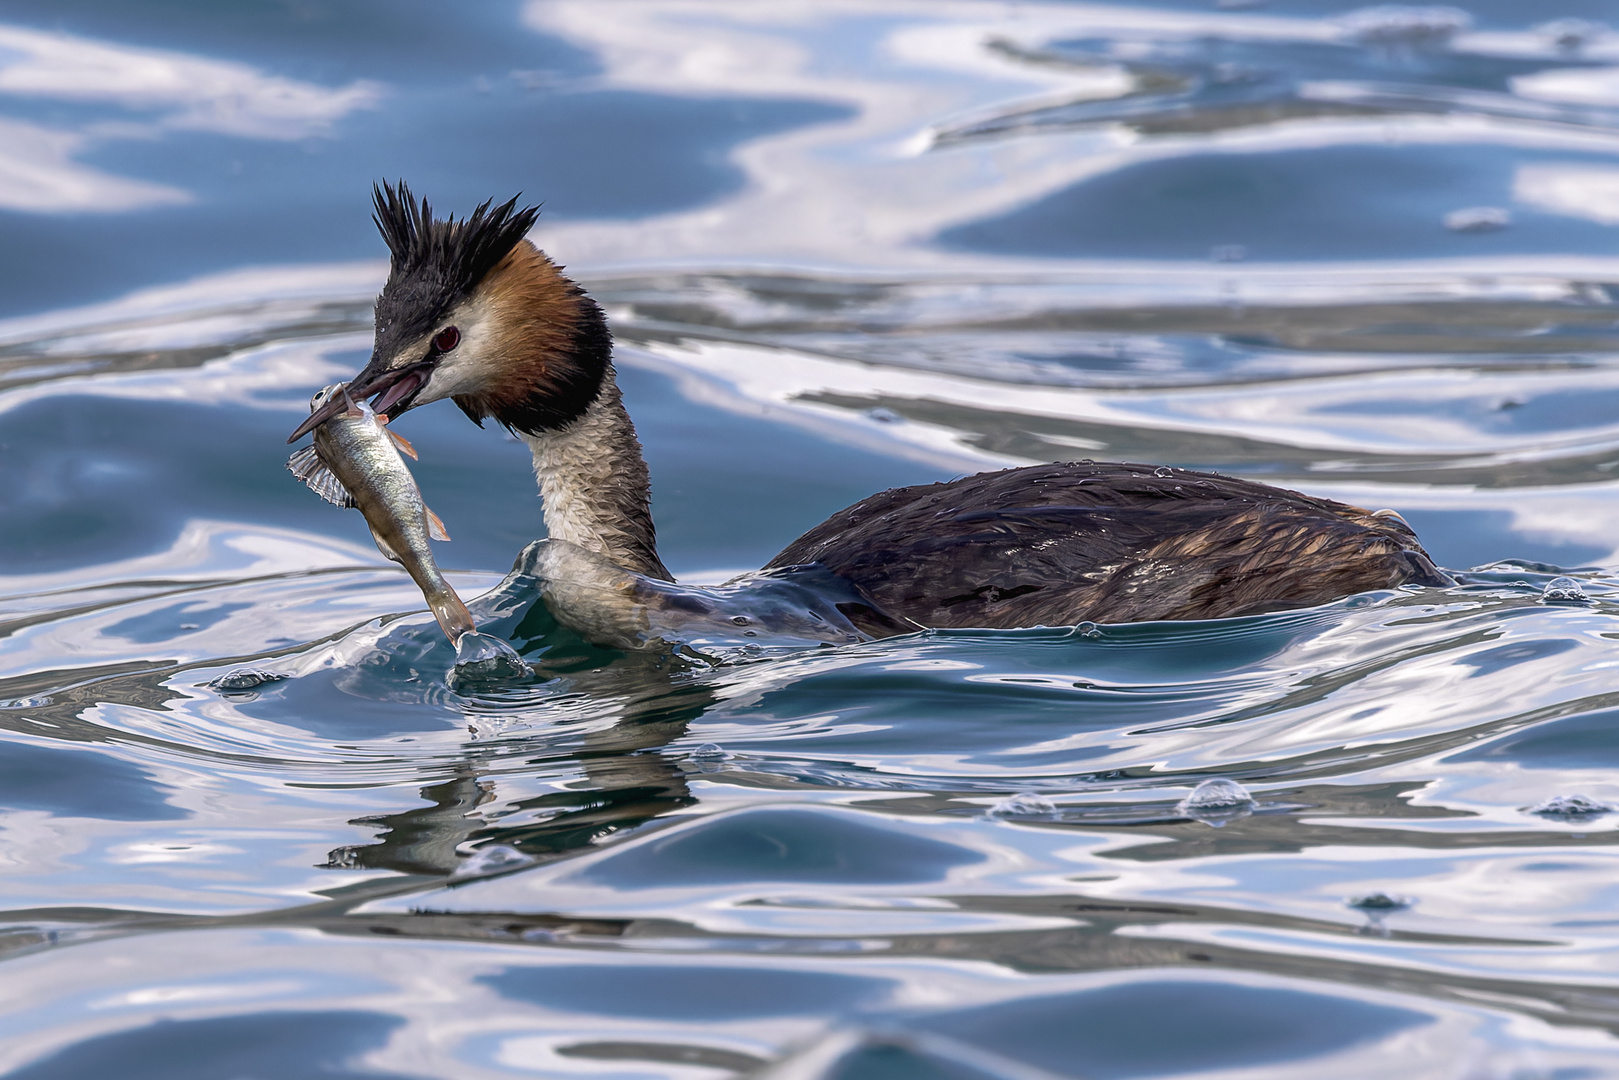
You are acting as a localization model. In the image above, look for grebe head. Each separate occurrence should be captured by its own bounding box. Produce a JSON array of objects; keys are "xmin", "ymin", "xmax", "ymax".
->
[{"xmin": 288, "ymin": 180, "xmax": 611, "ymax": 443}]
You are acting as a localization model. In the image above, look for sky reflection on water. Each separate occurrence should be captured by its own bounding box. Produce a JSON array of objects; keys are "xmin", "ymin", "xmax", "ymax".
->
[{"xmin": 4, "ymin": 0, "xmax": 1619, "ymax": 1077}]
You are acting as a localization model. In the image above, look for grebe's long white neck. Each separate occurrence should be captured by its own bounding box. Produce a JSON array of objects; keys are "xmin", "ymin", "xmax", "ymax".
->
[{"xmin": 521, "ymin": 364, "xmax": 670, "ymax": 581}]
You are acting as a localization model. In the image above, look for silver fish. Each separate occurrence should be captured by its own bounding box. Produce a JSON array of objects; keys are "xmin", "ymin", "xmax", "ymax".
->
[{"xmin": 288, "ymin": 384, "xmax": 475, "ymax": 645}]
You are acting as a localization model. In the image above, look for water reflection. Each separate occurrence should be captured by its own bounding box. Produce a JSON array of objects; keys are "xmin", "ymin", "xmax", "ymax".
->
[
  {"xmin": 3, "ymin": 0, "xmax": 1619, "ymax": 1075},
  {"xmin": 0, "ymin": 22, "xmax": 379, "ymax": 215},
  {"xmin": 4, "ymin": 1011, "xmax": 417, "ymax": 1080}
]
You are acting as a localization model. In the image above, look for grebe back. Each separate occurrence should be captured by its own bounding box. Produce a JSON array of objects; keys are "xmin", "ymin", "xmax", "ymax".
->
[{"xmin": 288, "ymin": 183, "xmax": 1449, "ymax": 633}]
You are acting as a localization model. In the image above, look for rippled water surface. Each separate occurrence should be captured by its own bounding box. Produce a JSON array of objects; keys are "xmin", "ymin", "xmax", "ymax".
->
[{"xmin": 7, "ymin": 0, "xmax": 1619, "ymax": 1076}]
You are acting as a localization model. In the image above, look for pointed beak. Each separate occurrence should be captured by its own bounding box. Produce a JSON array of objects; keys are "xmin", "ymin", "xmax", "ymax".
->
[{"xmin": 286, "ymin": 357, "xmax": 434, "ymax": 443}]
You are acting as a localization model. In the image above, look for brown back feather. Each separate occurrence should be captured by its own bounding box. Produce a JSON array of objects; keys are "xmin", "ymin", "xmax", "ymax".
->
[{"xmin": 766, "ymin": 462, "xmax": 1448, "ymax": 629}]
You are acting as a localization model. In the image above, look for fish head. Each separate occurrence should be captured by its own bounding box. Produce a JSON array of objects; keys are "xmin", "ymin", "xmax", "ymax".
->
[
  {"xmin": 308, "ymin": 384, "xmax": 358, "ymax": 414},
  {"xmin": 300, "ymin": 384, "xmax": 367, "ymax": 431},
  {"xmin": 308, "ymin": 384, "xmax": 339, "ymax": 411}
]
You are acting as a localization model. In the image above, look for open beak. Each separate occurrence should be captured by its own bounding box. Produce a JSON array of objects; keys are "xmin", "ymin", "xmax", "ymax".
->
[{"xmin": 286, "ymin": 357, "xmax": 434, "ymax": 443}]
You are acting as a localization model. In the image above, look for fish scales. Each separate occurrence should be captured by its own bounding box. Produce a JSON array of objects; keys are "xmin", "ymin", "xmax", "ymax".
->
[{"xmin": 288, "ymin": 384, "xmax": 475, "ymax": 645}]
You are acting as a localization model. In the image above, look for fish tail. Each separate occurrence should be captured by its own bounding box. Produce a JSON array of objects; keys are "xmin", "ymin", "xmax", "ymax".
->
[{"xmin": 427, "ymin": 587, "xmax": 477, "ymax": 645}]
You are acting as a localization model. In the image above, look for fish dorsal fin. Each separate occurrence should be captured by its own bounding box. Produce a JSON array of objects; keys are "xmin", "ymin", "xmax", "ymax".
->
[
  {"xmin": 387, "ymin": 429, "xmax": 418, "ymax": 460},
  {"xmin": 369, "ymin": 526, "xmax": 401, "ymax": 564},
  {"xmin": 287, "ymin": 446, "xmax": 355, "ymax": 509},
  {"xmin": 425, "ymin": 506, "xmax": 451, "ymax": 542}
]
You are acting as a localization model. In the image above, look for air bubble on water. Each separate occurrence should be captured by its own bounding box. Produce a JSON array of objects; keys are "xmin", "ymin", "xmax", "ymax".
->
[
  {"xmin": 691, "ymin": 743, "xmax": 730, "ymax": 760},
  {"xmin": 1527, "ymin": 793, "xmax": 1610, "ymax": 819},
  {"xmin": 209, "ymin": 669, "xmax": 287, "ymax": 692},
  {"xmin": 1154, "ymin": 466, "xmax": 1174, "ymax": 477},
  {"xmin": 1179, "ymin": 778, "xmax": 1251, "ymax": 811},
  {"xmin": 450, "ymin": 844, "xmax": 535, "ymax": 880},
  {"xmin": 1340, "ymin": 5, "xmax": 1470, "ymax": 49},
  {"xmin": 1074, "ymin": 621, "xmax": 1102, "ymax": 639},
  {"xmin": 1210, "ymin": 63, "xmax": 1259, "ymax": 84},
  {"xmin": 1540, "ymin": 577, "xmax": 1589, "ymax": 604},
  {"xmin": 1444, "ymin": 206, "xmax": 1510, "ymax": 233},
  {"xmin": 866, "ymin": 407, "xmax": 903, "ymax": 424},
  {"xmin": 986, "ymin": 792, "xmax": 1056, "ymax": 818},
  {"xmin": 1578, "ymin": 282, "xmax": 1613, "ymax": 305},
  {"xmin": 323, "ymin": 847, "xmax": 363, "ymax": 870},
  {"xmin": 1177, "ymin": 778, "xmax": 1254, "ymax": 826},
  {"xmin": 1347, "ymin": 891, "xmax": 1413, "ymax": 912},
  {"xmin": 1537, "ymin": 17, "xmax": 1607, "ymax": 52}
]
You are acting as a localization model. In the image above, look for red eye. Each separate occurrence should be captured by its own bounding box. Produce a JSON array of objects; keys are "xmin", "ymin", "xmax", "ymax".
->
[{"xmin": 434, "ymin": 326, "xmax": 460, "ymax": 353}]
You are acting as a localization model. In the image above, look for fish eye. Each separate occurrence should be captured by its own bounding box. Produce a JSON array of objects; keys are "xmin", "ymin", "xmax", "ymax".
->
[{"xmin": 434, "ymin": 326, "xmax": 460, "ymax": 353}]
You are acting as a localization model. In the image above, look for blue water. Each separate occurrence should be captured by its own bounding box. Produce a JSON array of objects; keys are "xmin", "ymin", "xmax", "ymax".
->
[{"xmin": 4, "ymin": 1, "xmax": 1619, "ymax": 1076}]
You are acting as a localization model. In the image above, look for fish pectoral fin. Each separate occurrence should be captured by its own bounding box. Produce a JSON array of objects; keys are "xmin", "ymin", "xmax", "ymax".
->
[
  {"xmin": 287, "ymin": 446, "xmax": 356, "ymax": 509},
  {"xmin": 369, "ymin": 527, "xmax": 402, "ymax": 564},
  {"xmin": 286, "ymin": 444, "xmax": 320, "ymax": 481},
  {"xmin": 425, "ymin": 506, "xmax": 451, "ymax": 542},
  {"xmin": 386, "ymin": 429, "xmax": 418, "ymax": 460}
]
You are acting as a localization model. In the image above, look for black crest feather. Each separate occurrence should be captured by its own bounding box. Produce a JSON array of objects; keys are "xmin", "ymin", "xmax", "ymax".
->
[{"xmin": 369, "ymin": 180, "xmax": 541, "ymax": 359}]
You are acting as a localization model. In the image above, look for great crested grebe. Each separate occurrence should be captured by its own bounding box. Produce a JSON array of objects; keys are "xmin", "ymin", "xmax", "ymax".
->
[{"xmin": 289, "ymin": 183, "xmax": 1451, "ymax": 633}]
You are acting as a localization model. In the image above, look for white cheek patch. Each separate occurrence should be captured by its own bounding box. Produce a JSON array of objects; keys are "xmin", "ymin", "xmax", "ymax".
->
[
  {"xmin": 417, "ymin": 298, "xmax": 498, "ymax": 404},
  {"xmin": 417, "ymin": 355, "xmax": 472, "ymax": 403}
]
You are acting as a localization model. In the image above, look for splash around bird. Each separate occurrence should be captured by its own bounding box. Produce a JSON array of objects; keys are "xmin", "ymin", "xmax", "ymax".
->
[{"xmin": 288, "ymin": 383, "xmax": 524, "ymax": 672}]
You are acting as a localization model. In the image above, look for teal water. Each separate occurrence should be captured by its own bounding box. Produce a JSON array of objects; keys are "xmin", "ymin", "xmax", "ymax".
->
[{"xmin": 4, "ymin": 1, "xmax": 1619, "ymax": 1076}]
